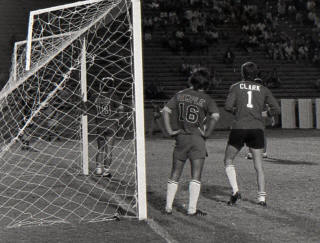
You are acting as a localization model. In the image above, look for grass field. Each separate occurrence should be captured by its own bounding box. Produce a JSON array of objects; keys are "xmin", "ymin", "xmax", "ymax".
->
[
  {"xmin": 1, "ymin": 129, "xmax": 320, "ymax": 242},
  {"xmin": 145, "ymin": 129, "xmax": 320, "ymax": 243}
]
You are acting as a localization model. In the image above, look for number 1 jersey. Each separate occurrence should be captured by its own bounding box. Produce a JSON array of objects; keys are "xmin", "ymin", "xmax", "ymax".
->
[{"xmin": 225, "ymin": 81, "xmax": 280, "ymax": 130}]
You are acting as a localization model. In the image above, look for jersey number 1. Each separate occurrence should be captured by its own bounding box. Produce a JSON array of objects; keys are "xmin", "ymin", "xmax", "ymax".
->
[{"xmin": 247, "ymin": 91, "xmax": 253, "ymax": 108}]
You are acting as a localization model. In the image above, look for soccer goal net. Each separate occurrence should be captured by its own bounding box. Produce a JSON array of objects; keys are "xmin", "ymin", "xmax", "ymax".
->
[{"xmin": 0, "ymin": 0, "xmax": 146, "ymax": 228}]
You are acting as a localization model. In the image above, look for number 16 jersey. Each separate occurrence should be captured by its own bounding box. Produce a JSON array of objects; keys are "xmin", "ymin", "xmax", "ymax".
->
[
  {"xmin": 225, "ymin": 81, "xmax": 280, "ymax": 130},
  {"xmin": 164, "ymin": 88, "xmax": 219, "ymax": 136}
]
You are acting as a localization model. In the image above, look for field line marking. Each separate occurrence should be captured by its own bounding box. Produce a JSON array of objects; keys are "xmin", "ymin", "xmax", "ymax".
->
[
  {"xmin": 147, "ymin": 218, "xmax": 178, "ymax": 243},
  {"xmin": 88, "ymin": 177, "xmax": 177, "ymax": 242}
]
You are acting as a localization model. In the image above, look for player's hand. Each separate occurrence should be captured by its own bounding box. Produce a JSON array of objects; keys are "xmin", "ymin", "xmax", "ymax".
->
[
  {"xmin": 168, "ymin": 129, "xmax": 183, "ymax": 137},
  {"xmin": 271, "ymin": 116, "xmax": 276, "ymax": 127},
  {"xmin": 261, "ymin": 111, "xmax": 268, "ymax": 118},
  {"xmin": 198, "ymin": 127, "xmax": 206, "ymax": 137}
]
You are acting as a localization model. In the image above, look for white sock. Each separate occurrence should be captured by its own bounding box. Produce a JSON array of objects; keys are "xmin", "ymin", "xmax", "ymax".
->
[
  {"xmin": 258, "ymin": 191, "xmax": 267, "ymax": 202},
  {"xmin": 188, "ymin": 180, "xmax": 201, "ymax": 214},
  {"xmin": 225, "ymin": 165, "xmax": 239, "ymax": 195},
  {"xmin": 166, "ymin": 180, "xmax": 178, "ymax": 211}
]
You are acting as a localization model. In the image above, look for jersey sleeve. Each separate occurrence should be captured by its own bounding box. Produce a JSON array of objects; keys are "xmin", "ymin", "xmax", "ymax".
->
[
  {"xmin": 163, "ymin": 95, "xmax": 177, "ymax": 114},
  {"xmin": 265, "ymin": 89, "xmax": 281, "ymax": 116},
  {"xmin": 224, "ymin": 85, "xmax": 237, "ymax": 113}
]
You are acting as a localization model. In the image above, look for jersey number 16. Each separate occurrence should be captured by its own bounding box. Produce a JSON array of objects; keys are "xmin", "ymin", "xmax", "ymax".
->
[{"xmin": 178, "ymin": 103, "xmax": 199, "ymax": 123}]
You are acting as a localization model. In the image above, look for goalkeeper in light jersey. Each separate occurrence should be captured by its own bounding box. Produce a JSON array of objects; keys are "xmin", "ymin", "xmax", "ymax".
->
[
  {"xmin": 162, "ymin": 68, "xmax": 220, "ymax": 216},
  {"xmin": 94, "ymin": 77, "xmax": 124, "ymax": 177},
  {"xmin": 223, "ymin": 62, "xmax": 281, "ymax": 207}
]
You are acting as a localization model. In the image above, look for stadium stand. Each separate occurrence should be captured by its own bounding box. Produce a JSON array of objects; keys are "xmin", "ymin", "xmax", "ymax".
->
[
  {"xmin": 0, "ymin": 0, "xmax": 319, "ymax": 131},
  {"xmin": 142, "ymin": 0, "xmax": 320, "ymax": 106}
]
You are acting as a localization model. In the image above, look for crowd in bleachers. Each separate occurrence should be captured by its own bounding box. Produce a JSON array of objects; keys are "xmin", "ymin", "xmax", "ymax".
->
[
  {"xmin": 143, "ymin": 0, "xmax": 320, "ymax": 99},
  {"xmin": 236, "ymin": 0, "xmax": 320, "ymax": 64},
  {"xmin": 143, "ymin": 0, "xmax": 239, "ymax": 54},
  {"xmin": 143, "ymin": 0, "xmax": 320, "ymax": 65}
]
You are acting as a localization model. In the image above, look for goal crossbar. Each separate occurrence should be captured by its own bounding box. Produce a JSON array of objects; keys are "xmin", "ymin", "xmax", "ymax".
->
[
  {"xmin": 30, "ymin": 0, "xmax": 109, "ymax": 15},
  {"xmin": 2, "ymin": 0, "xmax": 126, "ymax": 100},
  {"xmin": 25, "ymin": 0, "xmax": 121, "ymax": 70}
]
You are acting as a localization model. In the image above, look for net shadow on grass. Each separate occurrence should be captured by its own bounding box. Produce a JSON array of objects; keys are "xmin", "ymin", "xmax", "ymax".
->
[{"xmin": 0, "ymin": 138, "xmax": 137, "ymax": 228}]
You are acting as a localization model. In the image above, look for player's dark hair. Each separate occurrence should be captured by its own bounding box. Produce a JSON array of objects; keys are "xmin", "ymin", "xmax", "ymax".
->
[
  {"xmin": 241, "ymin": 62, "xmax": 259, "ymax": 82},
  {"xmin": 188, "ymin": 68, "xmax": 210, "ymax": 91},
  {"xmin": 254, "ymin": 78, "xmax": 263, "ymax": 84}
]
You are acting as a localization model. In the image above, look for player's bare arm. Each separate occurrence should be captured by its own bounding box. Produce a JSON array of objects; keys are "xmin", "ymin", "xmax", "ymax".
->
[
  {"xmin": 162, "ymin": 106, "xmax": 182, "ymax": 136},
  {"xmin": 203, "ymin": 113, "xmax": 220, "ymax": 138}
]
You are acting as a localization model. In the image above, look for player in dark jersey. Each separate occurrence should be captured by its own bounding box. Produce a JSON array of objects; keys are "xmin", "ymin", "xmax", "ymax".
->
[
  {"xmin": 224, "ymin": 62, "xmax": 281, "ymax": 206},
  {"xmin": 162, "ymin": 68, "xmax": 220, "ymax": 216},
  {"xmin": 94, "ymin": 77, "xmax": 124, "ymax": 177}
]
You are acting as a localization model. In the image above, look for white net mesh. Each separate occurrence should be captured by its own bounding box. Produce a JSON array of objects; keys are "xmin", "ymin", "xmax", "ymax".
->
[{"xmin": 0, "ymin": 0, "xmax": 141, "ymax": 228}]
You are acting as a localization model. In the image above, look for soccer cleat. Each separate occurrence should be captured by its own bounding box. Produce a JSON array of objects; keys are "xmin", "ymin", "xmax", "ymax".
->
[
  {"xmin": 94, "ymin": 167, "xmax": 103, "ymax": 175},
  {"xmin": 246, "ymin": 153, "xmax": 253, "ymax": 160},
  {"xmin": 187, "ymin": 209, "xmax": 207, "ymax": 216},
  {"xmin": 163, "ymin": 208, "xmax": 172, "ymax": 215},
  {"xmin": 101, "ymin": 169, "xmax": 112, "ymax": 178},
  {"xmin": 94, "ymin": 167, "xmax": 112, "ymax": 178},
  {"xmin": 258, "ymin": 201, "xmax": 267, "ymax": 207},
  {"xmin": 228, "ymin": 192, "xmax": 241, "ymax": 205}
]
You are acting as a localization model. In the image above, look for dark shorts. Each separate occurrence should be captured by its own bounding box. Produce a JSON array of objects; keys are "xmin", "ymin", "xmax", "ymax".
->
[
  {"xmin": 96, "ymin": 119, "xmax": 117, "ymax": 138},
  {"xmin": 228, "ymin": 129, "xmax": 265, "ymax": 150},
  {"xmin": 173, "ymin": 134, "xmax": 207, "ymax": 161}
]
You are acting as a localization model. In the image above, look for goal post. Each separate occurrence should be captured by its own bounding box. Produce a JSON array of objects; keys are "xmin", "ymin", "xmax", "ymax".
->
[
  {"xmin": 81, "ymin": 37, "xmax": 89, "ymax": 176},
  {"xmin": 0, "ymin": 0, "xmax": 147, "ymax": 227},
  {"xmin": 132, "ymin": 0, "xmax": 147, "ymax": 220}
]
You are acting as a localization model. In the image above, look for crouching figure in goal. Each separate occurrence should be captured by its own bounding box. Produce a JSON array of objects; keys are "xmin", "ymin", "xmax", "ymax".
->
[
  {"xmin": 94, "ymin": 77, "xmax": 124, "ymax": 177},
  {"xmin": 162, "ymin": 68, "xmax": 220, "ymax": 216}
]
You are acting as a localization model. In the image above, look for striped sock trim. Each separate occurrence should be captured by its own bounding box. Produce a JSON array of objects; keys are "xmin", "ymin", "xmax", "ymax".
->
[
  {"xmin": 257, "ymin": 191, "xmax": 267, "ymax": 202},
  {"xmin": 168, "ymin": 179, "xmax": 179, "ymax": 185},
  {"xmin": 225, "ymin": 164, "xmax": 235, "ymax": 168},
  {"xmin": 190, "ymin": 179, "xmax": 201, "ymax": 185}
]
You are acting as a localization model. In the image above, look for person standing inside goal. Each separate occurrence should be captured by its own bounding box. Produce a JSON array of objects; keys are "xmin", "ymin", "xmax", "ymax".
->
[
  {"xmin": 162, "ymin": 68, "xmax": 220, "ymax": 216},
  {"xmin": 223, "ymin": 62, "xmax": 280, "ymax": 207},
  {"xmin": 94, "ymin": 77, "xmax": 124, "ymax": 177}
]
